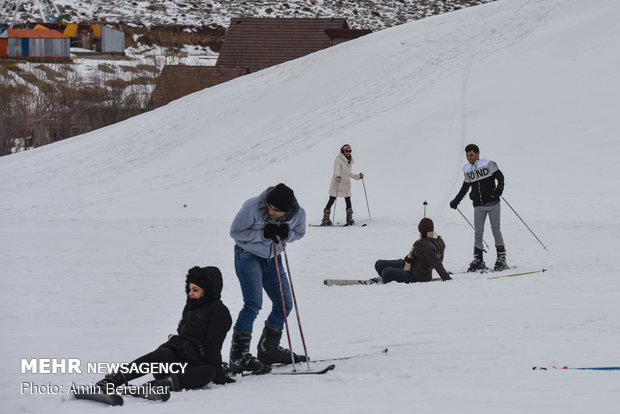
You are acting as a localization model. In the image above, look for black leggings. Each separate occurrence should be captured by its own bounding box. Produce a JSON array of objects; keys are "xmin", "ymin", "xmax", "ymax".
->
[
  {"xmin": 325, "ymin": 196, "xmax": 352, "ymax": 210},
  {"xmin": 126, "ymin": 345, "xmax": 215, "ymax": 390}
]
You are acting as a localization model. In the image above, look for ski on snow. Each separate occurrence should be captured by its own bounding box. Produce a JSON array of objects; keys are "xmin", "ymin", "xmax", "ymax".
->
[
  {"xmin": 323, "ymin": 278, "xmax": 382, "ymax": 286},
  {"xmin": 72, "ymin": 383, "xmax": 171, "ymax": 405},
  {"xmin": 533, "ymin": 365, "xmax": 620, "ymax": 371},
  {"xmin": 272, "ymin": 364, "xmax": 335, "ymax": 375},
  {"xmin": 449, "ymin": 267, "xmax": 547, "ymax": 279},
  {"xmin": 72, "ymin": 386, "xmax": 124, "ymax": 406},
  {"xmin": 270, "ymin": 348, "xmax": 389, "ymax": 365},
  {"xmin": 311, "ymin": 348, "xmax": 389, "ymax": 363},
  {"xmin": 324, "ymin": 278, "xmax": 444, "ymax": 286},
  {"xmin": 456, "ymin": 265, "xmax": 518, "ymax": 274},
  {"xmin": 309, "ymin": 223, "xmax": 367, "ymax": 227},
  {"xmin": 241, "ymin": 363, "xmax": 335, "ymax": 377}
]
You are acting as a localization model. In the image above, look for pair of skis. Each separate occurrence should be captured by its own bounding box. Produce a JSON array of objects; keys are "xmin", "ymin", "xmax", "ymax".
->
[
  {"xmin": 309, "ymin": 223, "xmax": 367, "ymax": 227},
  {"xmin": 242, "ymin": 347, "xmax": 389, "ymax": 376}
]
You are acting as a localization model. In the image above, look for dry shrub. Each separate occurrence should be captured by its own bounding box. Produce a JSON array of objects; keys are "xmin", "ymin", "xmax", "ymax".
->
[{"xmin": 98, "ymin": 64, "xmax": 116, "ymax": 74}]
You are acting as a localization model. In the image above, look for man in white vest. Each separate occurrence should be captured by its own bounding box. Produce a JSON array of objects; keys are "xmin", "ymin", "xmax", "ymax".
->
[{"xmin": 450, "ymin": 144, "xmax": 507, "ymax": 272}]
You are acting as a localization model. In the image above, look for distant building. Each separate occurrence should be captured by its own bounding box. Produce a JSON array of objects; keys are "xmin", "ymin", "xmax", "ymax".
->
[
  {"xmin": 150, "ymin": 17, "xmax": 371, "ymax": 109},
  {"xmin": 36, "ymin": 22, "xmax": 125, "ymax": 54},
  {"xmin": 0, "ymin": 27, "xmax": 69, "ymax": 60},
  {"xmin": 216, "ymin": 17, "xmax": 371, "ymax": 73},
  {"xmin": 150, "ymin": 65, "xmax": 249, "ymax": 109}
]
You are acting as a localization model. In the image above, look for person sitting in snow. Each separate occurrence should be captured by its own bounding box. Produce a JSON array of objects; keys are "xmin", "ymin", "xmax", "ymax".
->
[
  {"xmin": 94, "ymin": 266, "xmax": 234, "ymax": 400},
  {"xmin": 372, "ymin": 218, "xmax": 452, "ymax": 284}
]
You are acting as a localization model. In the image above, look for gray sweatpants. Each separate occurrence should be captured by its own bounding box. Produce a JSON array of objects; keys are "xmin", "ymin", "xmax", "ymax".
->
[{"xmin": 474, "ymin": 203, "xmax": 504, "ymax": 250}]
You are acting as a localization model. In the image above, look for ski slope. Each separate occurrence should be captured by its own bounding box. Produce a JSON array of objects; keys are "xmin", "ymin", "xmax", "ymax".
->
[{"xmin": 1, "ymin": 0, "xmax": 619, "ymax": 413}]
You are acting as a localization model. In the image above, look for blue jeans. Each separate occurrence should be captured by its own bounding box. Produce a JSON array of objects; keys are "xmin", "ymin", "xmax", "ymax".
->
[
  {"xmin": 374, "ymin": 259, "xmax": 415, "ymax": 283},
  {"xmin": 233, "ymin": 245, "xmax": 293, "ymax": 333}
]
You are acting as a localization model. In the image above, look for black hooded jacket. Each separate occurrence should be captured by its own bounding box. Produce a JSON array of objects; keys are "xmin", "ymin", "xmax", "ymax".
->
[{"xmin": 163, "ymin": 266, "xmax": 232, "ymax": 383}]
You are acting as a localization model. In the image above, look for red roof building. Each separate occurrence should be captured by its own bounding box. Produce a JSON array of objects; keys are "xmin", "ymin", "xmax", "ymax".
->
[
  {"xmin": 150, "ymin": 65, "xmax": 249, "ymax": 108},
  {"xmin": 149, "ymin": 18, "xmax": 370, "ymax": 109},
  {"xmin": 216, "ymin": 18, "xmax": 371, "ymax": 73}
]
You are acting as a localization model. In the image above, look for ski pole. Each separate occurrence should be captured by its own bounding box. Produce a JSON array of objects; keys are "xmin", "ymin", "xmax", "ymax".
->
[
  {"xmin": 282, "ymin": 242, "xmax": 311, "ymax": 370},
  {"xmin": 456, "ymin": 207, "xmax": 489, "ymax": 251},
  {"xmin": 487, "ymin": 268, "xmax": 546, "ymax": 279},
  {"xmin": 362, "ymin": 178, "xmax": 371, "ymax": 220},
  {"xmin": 272, "ymin": 242, "xmax": 297, "ymax": 369},
  {"xmin": 423, "ymin": 201, "xmax": 427, "ymax": 218},
  {"xmin": 501, "ymin": 196, "xmax": 549, "ymax": 251}
]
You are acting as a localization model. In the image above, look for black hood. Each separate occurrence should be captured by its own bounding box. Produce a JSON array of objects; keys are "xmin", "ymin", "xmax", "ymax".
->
[{"xmin": 185, "ymin": 266, "xmax": 223, "ymax": 302}]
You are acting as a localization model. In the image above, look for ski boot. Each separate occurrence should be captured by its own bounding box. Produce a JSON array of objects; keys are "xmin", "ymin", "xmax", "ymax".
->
[
  {"xmin": 368, "ymin": 276, "xmax": 384, "ymax": 284},
  {"xmin": 257, "ymin": 322, "xmax": 308, "ymax": 365},
  {"xmin": 229, "ymin": 329, "xmax": 271, "ymax": 375},
  {"xmin": 320, "ymin": 208, "xmax": 332, "ymax": 226},
  {"xmin": 494, "ymin": 246, "xmax": 508, "ymax": 271},
  {"xmin": 467, "ymin": 247, "xmax": 487, "ymax": 272},
  {"xmin": 345, "ymin": 208, "xmax": 355, "ymax": 226}
]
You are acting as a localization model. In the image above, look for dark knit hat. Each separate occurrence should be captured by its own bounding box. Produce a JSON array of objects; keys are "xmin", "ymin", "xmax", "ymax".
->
[
  {"xmin": 418, "ymin": 218, "xmax": 434, "ymax": 237},
  {"xmin": 266, "ymin": 183, "xmax": 296, "ymax": 212}
]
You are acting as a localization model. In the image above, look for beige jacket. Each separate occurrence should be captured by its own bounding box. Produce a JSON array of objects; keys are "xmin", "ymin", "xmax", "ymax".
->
[{"xmin": 329, "ymin": 153, "xmax": 361, "ymax": 197}]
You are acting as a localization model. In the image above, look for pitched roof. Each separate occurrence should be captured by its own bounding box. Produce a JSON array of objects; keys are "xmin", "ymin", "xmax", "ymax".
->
[
  {"xmin": 150, "ymin": 65, "xmax": 249, "ymax": 108},
  {"xmin": 8, "ymin": 29, "xmax": 69, "ymax": 39},
  {"xmin": 216, "ymin": 18, "xmax": 353, "ymax": 73}
]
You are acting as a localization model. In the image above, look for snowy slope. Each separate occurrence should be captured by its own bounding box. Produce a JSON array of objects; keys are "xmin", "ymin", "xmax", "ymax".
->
[{"xmin": 2, "ymin": 0, "xmax": 620, "ymax": 413}]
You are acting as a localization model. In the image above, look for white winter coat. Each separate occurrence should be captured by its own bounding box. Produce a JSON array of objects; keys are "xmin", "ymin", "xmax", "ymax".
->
[{"xmin": 329, "ymin": 153, "xmax": 361, "ymax": 197}]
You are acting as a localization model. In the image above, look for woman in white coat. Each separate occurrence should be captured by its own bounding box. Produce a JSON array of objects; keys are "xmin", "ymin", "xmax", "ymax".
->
[{"xmin": 321, "ymin": 144, "xmax": 363, "ymax": 226}]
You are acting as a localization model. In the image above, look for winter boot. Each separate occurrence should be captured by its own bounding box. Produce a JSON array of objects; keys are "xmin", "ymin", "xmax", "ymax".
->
[
  {"xmin": 257, "ymin": 322, "xmax": 308, "ymax": 365},
  {"xmin": 229, "ymin": 329, "xmax": 271, "ymax": 375},
  {"xmin": 320, "ymin": 208, "xmax": 332, "ymax": 226},
  {"xmin": 468, "ymin": 247, "xmax": 487, "ymax": 272},
  {"xmin": 95, "ymin": 372, "xmax": 131, "ymax": 393},
  {"xmin": 494, "ymin": 246, "xmax": 508, "ymax": 271},
  {"xmin": 346, "ymin": 208, "xmax": 355, "ymax": 226},
  {"xmin": 124, "ymin": 375, "xmax": 179, "ymax": 402}
]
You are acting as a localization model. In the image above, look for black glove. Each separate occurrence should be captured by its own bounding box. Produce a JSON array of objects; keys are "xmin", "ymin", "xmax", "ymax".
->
[
  {"xmin": 276, "ymin": 223, "xmax": 290, "ymax": 241},
  {"xmin": 449, "ymin": 199, "xmax": 458, "ymax": 209},
  {"xmin": 263, "ymin": 223, "xmax": 279, "ymax": 241}
]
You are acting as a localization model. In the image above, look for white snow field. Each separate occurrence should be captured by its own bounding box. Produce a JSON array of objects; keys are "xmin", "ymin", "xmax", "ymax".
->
[{"xmin": 1, "ymin": 0, "xmax": 619, "ymax": 413}]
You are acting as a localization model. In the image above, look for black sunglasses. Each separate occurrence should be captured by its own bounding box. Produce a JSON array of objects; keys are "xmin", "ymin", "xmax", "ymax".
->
[{"xmin": 344, "ymin": 150, "xmax": 352, "ymax": 153}]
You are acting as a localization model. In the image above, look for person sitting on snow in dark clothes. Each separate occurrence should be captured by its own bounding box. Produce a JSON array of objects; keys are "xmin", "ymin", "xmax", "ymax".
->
[
  {"xmin": 373, "ymin": 218, "xmax": 452, "ymax": 284},
  {"xmin": 94, "ymin": 266, "xmax": 234, "ymax": 400}
]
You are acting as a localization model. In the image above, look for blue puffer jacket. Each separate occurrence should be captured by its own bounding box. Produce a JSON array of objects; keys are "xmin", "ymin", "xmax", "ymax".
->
[{"xmin": 230, "ymin": 187, "xmax": 306, "ymax": 259}]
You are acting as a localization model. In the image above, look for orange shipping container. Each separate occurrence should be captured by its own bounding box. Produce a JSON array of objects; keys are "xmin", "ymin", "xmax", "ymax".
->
[{"xmin": 0, "ymin": 38, "xmax": 7, "ymax": 58}]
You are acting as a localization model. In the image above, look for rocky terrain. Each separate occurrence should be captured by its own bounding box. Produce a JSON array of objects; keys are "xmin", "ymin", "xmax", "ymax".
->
[{"xmin": 14, "ymin": 0, "xmax": 496, "ymax": 31}]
